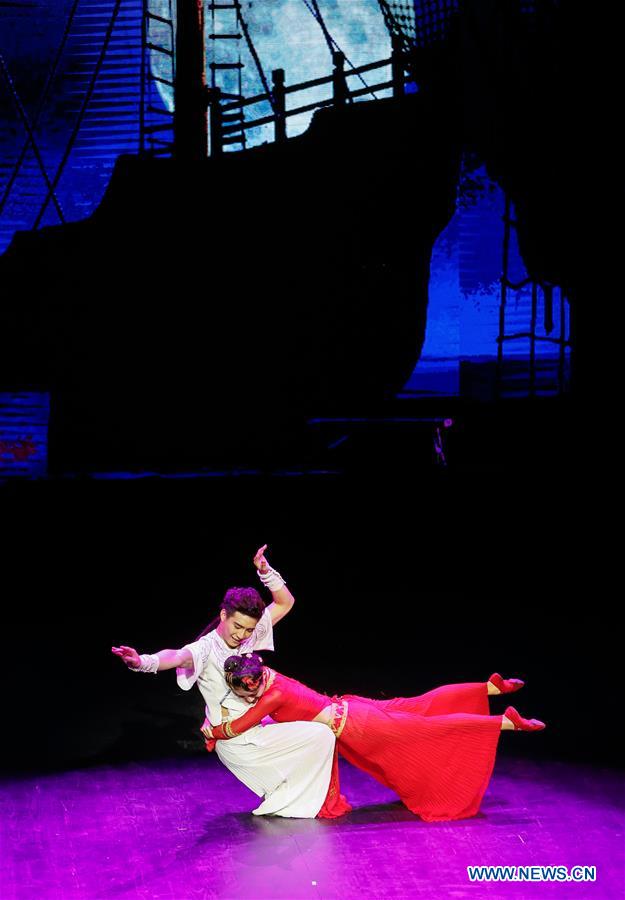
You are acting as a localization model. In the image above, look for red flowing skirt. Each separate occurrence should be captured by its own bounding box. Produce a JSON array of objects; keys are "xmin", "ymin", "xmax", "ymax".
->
[
  {"xmin": 336, "ymin": 682, "xmax": 502, "ymax": 821},
  {"xmin": 317, "ymin": 745, "xmax": 352, "ymax": 818}
]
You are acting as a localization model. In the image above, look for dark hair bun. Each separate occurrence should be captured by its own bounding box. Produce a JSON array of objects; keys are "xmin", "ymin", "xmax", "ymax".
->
[{"xmin": 224, "ymin": 652, "xmax": 264, "ymax": 685}]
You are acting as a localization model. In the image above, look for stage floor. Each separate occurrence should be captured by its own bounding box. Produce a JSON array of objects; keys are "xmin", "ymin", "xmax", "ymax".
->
[{"xmin": 1, "ymin": 753, "xmax": 623, "ymax": 899}]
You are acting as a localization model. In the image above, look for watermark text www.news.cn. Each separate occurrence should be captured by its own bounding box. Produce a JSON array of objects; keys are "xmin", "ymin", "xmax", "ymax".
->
[{"xmin": 467, "ymin": 865, "xmax": 596, "ymax": 883}]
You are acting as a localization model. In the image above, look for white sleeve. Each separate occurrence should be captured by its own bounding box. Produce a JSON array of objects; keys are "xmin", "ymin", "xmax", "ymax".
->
[
  {"xmin": 249, "ymin": 607, "xmax": 274, "ymax": 652},
  {"xmin": 176, "ymin": 636, "xmax": 212, "ymax": 691}
]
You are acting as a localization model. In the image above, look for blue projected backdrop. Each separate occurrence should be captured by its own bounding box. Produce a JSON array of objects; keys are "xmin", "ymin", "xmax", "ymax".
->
[{"xmin": 0, "ymin": 0, "xmax": 569, "ymax": 403}]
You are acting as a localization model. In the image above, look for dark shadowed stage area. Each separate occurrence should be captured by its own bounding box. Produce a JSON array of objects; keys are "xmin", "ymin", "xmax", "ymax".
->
[
  {"xmin": 1, "ymin": 463, "xmax": 618, "ymax": 766},
  {"xmin": 0, "ymin": 461, "xmax": 615, "ymax": 755}
]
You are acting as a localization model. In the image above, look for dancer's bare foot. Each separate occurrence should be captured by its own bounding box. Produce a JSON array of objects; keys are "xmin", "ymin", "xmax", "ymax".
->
[
  {"xmin": 488, "ymin": 673, "xmax": 525, "ymax": 695},
  {"xmin": 501, "ymin": 706, "xmax": 546, "ymax": 731}
]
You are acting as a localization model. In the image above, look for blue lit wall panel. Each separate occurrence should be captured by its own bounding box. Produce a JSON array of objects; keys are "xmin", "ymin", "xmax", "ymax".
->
[{"xmin": 0, "ymin": 392, "xmax": 48, "ymax": 479}]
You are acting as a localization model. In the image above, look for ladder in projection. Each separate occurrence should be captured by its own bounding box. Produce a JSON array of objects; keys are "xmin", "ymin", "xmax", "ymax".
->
[
  {"xmin": 142, "ymin": 0, "xmax": 175, "ymax": 155},
  {"xmin": 0, "ymin": 0, "xmax": 144, "ymax": 251},
  {"xmin": 496, "ymin": 195, "xmax": 571, "ymax": 398},
  {"xmin": 208, "ymin": 1, "xmax": 246, "ymax": 150}
]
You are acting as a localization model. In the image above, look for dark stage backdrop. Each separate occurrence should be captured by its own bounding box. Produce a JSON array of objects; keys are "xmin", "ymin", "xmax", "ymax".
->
[{"xmin": 1, "ymin": 465, "xmax": 616, "ymax": 774}]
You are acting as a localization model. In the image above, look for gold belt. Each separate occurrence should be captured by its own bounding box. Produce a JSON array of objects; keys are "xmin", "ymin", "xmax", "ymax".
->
[{"xmin": 329, "ymin": 698, "xmax": 349, "ymax": 739}]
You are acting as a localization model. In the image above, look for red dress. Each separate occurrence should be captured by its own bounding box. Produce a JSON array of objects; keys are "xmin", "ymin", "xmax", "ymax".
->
[{"xmin": 209, "ymin": 670, "xmax": 502, "ymax": 822}]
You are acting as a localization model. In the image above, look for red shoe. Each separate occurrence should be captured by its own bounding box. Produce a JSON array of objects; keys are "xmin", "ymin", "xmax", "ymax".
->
[
  {"xmin": 489, "ymin": 673, "xmax": 525, "ymax": 694},
  {"xmin": 504, "ymin": 706, "xmax": 546, "ymax": 731}
]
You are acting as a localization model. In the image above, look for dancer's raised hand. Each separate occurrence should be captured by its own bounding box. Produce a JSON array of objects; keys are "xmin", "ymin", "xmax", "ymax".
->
[
  {"xmin": 111, "ymin": 645, "xmax": 141, "ymax": 668},
  {"xmin": 253, "ymin": 544, "xmax": 269, "ymax": 574}
]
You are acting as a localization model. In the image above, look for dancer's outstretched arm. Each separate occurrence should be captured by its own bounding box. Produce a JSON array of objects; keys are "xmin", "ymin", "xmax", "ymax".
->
[
  {"xmin": 111, "ymin": 644, "xmax": 193, "ymax": 671},
  {"xmin": 202, "ymin": 688, "xmax": 283, "ymax": 741},
  {"xmin": 253, "ymin": 544, "xmax": 295, "ymax": 625},
  {"xmin": 112, "ymin": 544, "xmax": 294, "ymax": 672}
]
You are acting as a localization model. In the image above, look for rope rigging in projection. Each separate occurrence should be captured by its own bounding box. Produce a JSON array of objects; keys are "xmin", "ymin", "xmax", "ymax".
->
[
  {"xmin": 34, "ymin": 0, "xmax": 124, "ymax": 228},
  {"xmin": 0, "ymin": 0, "xmax": 81, "ymax": 221},
  {"xmin": 0, "ymin": 54, "xmax": 64, "ymax": 224},
  {"xmin": 377, "ymin": 0, "xmax": 462, "ymax": 49},
  {"xmin": 300, "ymin": 0, "xmax": 381, "ymax": 100}
]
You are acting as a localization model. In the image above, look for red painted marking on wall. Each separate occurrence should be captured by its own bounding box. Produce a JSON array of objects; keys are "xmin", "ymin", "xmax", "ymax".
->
[{"xmin": 0, "ymin": 436, "xmax": 37, "ymax": 462}]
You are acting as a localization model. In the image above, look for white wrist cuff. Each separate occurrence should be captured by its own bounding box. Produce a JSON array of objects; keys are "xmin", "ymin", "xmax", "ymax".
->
[
  {"xmin": 257, "ymin": 566, "xmax": 286, "ymax": 592},
  {"xmin": 131, "ymin": 653, "xmax": 159, "ymax": 674}
]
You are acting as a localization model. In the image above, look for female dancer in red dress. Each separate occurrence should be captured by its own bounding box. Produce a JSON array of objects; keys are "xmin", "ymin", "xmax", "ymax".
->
[{"xmin": 202, "ymin": 654, "xmax": 545, "ymax": 822}]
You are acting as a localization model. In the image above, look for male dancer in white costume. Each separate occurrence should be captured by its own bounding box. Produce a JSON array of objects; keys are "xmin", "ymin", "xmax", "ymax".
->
[{"xmin": 112, "ymin": 546, "xmax": 335, "ymax": 817}]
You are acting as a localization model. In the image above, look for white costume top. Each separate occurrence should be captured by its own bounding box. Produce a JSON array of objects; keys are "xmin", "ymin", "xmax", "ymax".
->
[
  {"xmin": 176, "ymin": 607, "xmax": 336, "ymax": 817},
  {"xmin": 176, "ymin": 607, "xmax": 275, "ymax": 725}
]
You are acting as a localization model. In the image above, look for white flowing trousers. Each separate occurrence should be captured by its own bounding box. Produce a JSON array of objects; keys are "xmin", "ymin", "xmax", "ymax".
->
[{"xmin": 215, "ymin": 720, "xmax": 335, "ymax": 817}]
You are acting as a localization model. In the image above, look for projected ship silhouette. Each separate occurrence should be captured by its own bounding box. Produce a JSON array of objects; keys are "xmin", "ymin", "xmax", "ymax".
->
[{"xmin": 0, "ymin": 6, "xmax": 460, "ymax": 471}]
